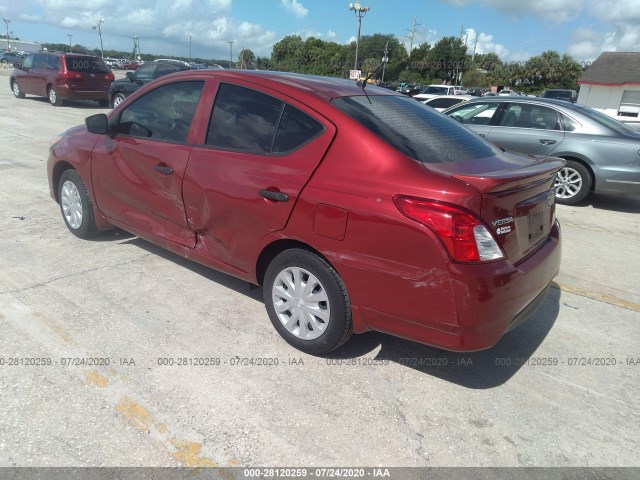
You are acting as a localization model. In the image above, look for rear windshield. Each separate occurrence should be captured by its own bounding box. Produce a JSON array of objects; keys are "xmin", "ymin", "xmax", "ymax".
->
[
  {"xmin": 65, "ymin": 56, "xmax": 111, "ymax": 73},
  {"xmin": 332, "ymin": 95, "xmax": 497, "ymax": 163},
  {"xmin": 423, "ymin": 86, "xmax": 449, "ymax": 95}
]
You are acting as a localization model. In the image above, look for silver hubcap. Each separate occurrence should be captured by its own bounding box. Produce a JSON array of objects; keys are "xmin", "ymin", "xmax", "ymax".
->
[
  {"xmin": 49, "ymin": 89, "xmax": 57, "ymax": 104},
  {"xmin": 113, "ymin": 95, "xmax": 123, "ymax": 106},
  {"xmin": 555, "ymin": 167, "xmax": 582, "ymax": 199},
  {"xmin": 61, "ymin": 180, "xmax": 83, "ymax": 229},
  {"xmin": 13, "ymin": 83, "xmax": 19, "ymax": 96},
  {"xmin": 272, "ymin": 267, "xmax": 330, "ymax": 340}
]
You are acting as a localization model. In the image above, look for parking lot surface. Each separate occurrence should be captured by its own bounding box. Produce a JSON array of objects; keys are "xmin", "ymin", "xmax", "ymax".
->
[{"xmin": 1, "ymin": 67, "xmax": 639, "ymax": 469}]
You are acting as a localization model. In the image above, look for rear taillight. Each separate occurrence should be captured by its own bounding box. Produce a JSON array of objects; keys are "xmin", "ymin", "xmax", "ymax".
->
[{"xmin": 394, "ymin": 195, "xmax": 504, "ymax": 263}]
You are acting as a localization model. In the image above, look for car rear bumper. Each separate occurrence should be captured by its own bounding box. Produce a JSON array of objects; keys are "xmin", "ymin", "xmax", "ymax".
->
[
  {"xmin": 55, "ymin": 83, "xmax": 110, "ymax": 101},
  {"xmin": 361, "ymin": 220, "xmax": 562, "ymax": 351}
]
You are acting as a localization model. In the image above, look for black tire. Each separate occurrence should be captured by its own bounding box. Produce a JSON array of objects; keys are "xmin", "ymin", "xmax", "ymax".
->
[
  {"xmin": 12, "ymin": 80, "xmax": 25, "ymax": 99},
  {"xmin": 554, "ymin": 159, "xmax": 592, "ymax": 205},
  {"xmin": 58, "ymin": 170, "xmax": 99, "ymax": 239},
  {"xmin": 263, "ymin": 249, "xmax": 353, "ymax": 355},
  {"xmin": 111, "ymin": 93, "xmax": 125, "ymax": 108},
  {"xmin": 48, "ymin": 86, "xmax": 63, "ymax": 106},
  {"xmin": 98, "ymin": 99, "xmax": 109, "ymax": 107}
]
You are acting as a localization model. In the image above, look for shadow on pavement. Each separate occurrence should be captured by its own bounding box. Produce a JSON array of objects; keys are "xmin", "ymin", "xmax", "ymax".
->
[
  {"xmin": 577, "ymin": 193, "xmax": 640, "ymax": 213},
  {"xmin": 121, "ymin": 236, "xmax": 560, "ymax": 389}
]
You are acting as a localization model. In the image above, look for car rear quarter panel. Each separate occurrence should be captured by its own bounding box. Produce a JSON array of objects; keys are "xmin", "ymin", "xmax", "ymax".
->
[{"xmin": 278, "ymin": 119, "xmax": 485, "ymax": 337}]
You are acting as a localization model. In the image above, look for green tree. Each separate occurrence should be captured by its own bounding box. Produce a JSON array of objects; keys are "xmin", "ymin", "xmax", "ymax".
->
[
  {"xmin": 426, "ymin": 36, "xmax": 468, "ymax": 83},
  {"xmin": 238, "ymin": 48, "xmax": 255, "ymax": 69}
]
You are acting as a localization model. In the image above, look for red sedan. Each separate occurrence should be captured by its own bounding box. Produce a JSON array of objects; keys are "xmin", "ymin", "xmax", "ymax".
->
[{"xmin": 47, "ymin": 70, "xmax": 562, "ymax": 354}]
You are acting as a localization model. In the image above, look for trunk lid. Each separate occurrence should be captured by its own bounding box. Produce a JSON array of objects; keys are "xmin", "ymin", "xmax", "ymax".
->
[
  {"xmin": 64, "ymin": 56, "xmax": 114, "ymax": 91},
  {"xmin": 428, "ymin": 152, "xmax": 564, "ymax": 264}
]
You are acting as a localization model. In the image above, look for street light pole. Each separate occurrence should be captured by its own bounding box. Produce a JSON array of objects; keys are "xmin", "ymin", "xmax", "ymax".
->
[
  {"xmin": 228, "ymin": 41, "xmax": 234, "ymax": 68},
  {"xmin": 92, "ymin": 19, "xmax": 104, "ymax": 59},
  {"xmin": 348, "ymin": 3, "xmax": 370, "ymax": 71},
  {"xmin": 2, "ymin": 19, "xmax": 10, "ymax": 50},
  {"xmin": 67, "ymin": 34, "xmax": 73, "ymax": 52}
]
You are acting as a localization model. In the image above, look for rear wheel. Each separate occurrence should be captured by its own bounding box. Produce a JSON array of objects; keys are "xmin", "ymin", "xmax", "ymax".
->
[
  {"xmin": 58, "ymin": 170, "xmax": 99, "ymax": 239},
  {"xmin": 12, "ymin": 80, "xmax": 25, "ymax": 99},
  {"xmin": 48, "ymin": 86, "xmax": 63, "ymax": 106},
  {"xmin": 263, "ymin": 249, "xmax": 352, "ymax": 355},
  {"xmin": 554, "ymin": 160, "xmax": 591, "ymax": 205}
]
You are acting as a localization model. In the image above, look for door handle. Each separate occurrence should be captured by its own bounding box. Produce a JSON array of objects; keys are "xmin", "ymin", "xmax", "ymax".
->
[
  {"xmin": 539, "ymin": 139, "xmax": 557, "ymax": 145},
  {"xmin": 154, "ymin": 165, "xmax": 174, "ymax": 175},
  {"xmin": 259, "ymin": 189, "xmax": 289, "ymax": 202}
]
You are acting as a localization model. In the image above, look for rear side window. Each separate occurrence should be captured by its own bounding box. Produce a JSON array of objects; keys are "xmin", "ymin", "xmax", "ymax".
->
[
  {"xmin": 273, "ymin": 105, "xmax": 324, "ymax": 153},
  {"xmin": 427, "ymin": 97, "xmax": 464, "ymax": 109},
  {"xmin": 333, "ymin": 95, "xmax": 496, "ymax": 164},
  {"xmin": 65, "ymin": 56, "xmax": 110, "ymax": 73},
  {"xmin": 207, "ymin": 84, "xmax": 283, "ymax": 155}
]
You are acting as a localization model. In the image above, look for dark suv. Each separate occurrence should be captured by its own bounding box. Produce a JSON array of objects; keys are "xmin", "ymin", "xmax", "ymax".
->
[
  {"xmin": 10, "ymin": 52, "xmax": 114, "ymax": 106},
  {"xmin": 108, "ymin": 61, "xmax": 192, "ymax": 107}
]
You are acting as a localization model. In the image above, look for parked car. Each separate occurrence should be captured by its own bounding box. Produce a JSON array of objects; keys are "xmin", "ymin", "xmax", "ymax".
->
[
  {"xmin": 542, "ymin": 89, "xmax": 577, "ymax": 103},
  {"xmin": 10, "ymin": 52, "xmax": 114, "ymax": 106},
  {"xmin": 413, "ymin": 84, "xmax": 456, "ymax": 102},
  {"xmin": 421, "ymin": 95, "xmax": 471, "ymax": 111},
  {"xmin": 122, "ymin": 60, "xmax": 142, "ymax": 70},
  {"xmin": 108, "ymin": 60, "xmax": 192, "ymax": 107},
  {"xmin": 453, "ymin": 86, "xmax": 467, "ymax": 95},
  {"xmin": 498, "ymin": 89, "xmax": 515, "ymax": 96},
  {"xmin": 396, "ymin": 83, "xmax": 422, "ymax": 96},
  {"xmin": 1, "ymin": 50, "xmax": 25, "ymax": 65},
  {"xmin": 47, "ymin": 70, "xmax": 562, "ymax": 354},
  {"xmin": 466, "ymin": 87, "xmax": 483, "ymax": 97},
  {"xmin": 444, "ymin": 97, "xmax": 640, "ymax": 204}
]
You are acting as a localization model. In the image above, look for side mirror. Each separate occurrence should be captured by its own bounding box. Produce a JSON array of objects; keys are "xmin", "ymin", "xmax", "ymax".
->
[
  {"xmin": 126, "ymin": 71, "xmax": 134, "ymax": 81},
  {"xmin": 85, "ymin": 114, "xmax": 109, "ymax": 134}
]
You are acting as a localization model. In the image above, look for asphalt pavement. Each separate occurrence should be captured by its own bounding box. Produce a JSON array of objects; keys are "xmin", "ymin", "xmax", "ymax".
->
[{"xmin": 0, "ymin": 66, "xmax": 639, "ymax": 472}]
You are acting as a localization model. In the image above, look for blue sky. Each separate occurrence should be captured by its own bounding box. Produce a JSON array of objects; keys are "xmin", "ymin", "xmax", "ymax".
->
[{"xmin": 1, "ymin": 0, "xmax": 638, "ymax": 62}]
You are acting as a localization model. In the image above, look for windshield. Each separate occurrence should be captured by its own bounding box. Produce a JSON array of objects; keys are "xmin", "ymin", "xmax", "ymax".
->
[
  {"xmin": 423, "ymin": 86, "xmax": 448, "ymax": 95},
  {"xmin": 332, "ymin": 95, "xmax": 497, "ymax": 164}
]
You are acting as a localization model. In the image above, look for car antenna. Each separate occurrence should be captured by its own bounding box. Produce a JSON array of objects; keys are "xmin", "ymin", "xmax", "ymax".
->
[{"xmin": 356, "ymin": 61, "xmax": 385, "ymax": 91}]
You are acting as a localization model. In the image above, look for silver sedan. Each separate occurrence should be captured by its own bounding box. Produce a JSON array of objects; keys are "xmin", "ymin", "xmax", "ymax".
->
[{"xmin": 444, "ymin": 97, "xmax": 640, "ymax": 204}]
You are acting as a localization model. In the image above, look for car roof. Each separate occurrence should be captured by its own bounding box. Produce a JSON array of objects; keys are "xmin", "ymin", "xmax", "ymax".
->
[
  {"xmin": 464, "ymin": 96, "xmax": 577, "ymax": 109},
  {"xmin": 166, "ymin": 69, "xmax": 400, "ymax": 101}
]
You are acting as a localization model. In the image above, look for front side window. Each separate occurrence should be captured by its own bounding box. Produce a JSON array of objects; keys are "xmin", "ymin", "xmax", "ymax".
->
[
  {"xmin": 333, "ymin": 95, "xmax": 497, "ymax": 164},
  {"xmin": 22, "ymin": 55, "xmax": 34, "ymax": 69},
  {"xmin": 134, "ymin": 64, "xmax": 155, "ymax": 81},
  {"xmin": 155, "ymin": 64, "xmax": 180, "ymax": 77},
  {"xmin": 117, "ymin": 81, "xmax": 204, "ymax": 143}
]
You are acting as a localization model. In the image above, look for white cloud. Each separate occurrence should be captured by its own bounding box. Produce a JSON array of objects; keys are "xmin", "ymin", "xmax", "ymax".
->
[
  {"xmin": 464, "ymin": 28, "xmax": 509, "ymax": 58},
  {"xmin": 280, "ymin": 0, "xmax": 309, "ymax": 18},
  {"xmin": 327, "ymin": 30, "xmax": 336, "ymax": 39},
  {"xmin": 9, "ymin": 0, "xmax": 277, "ymax": 59}
]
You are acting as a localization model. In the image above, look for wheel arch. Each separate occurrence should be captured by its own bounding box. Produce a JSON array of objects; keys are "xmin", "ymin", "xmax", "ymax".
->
[
  {"xmin": 255, "ymin": 239, "xmax": 328, "ymax": 287},
  {"xmin": 51, "ymin": 161, "xmax": 75, "ymax": 203},
  {"xmin": 557, "ymin": 155, "xmax": 596, "ymax": 191}
]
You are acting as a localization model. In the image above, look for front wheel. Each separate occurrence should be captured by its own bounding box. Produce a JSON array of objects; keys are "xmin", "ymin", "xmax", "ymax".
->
[
  {"xmin": 12, "ymin": 81, "xmax": 25, "ymax": 99},
  {"xmin": 263, "ymin": 249, "xmax": 353, "ymax": 355},
  {"xmin": 48, "ymin": 86, "xmax": 63, "ymax": 106},
  {"xmin": 58, "ymin": 170, "xmax": 99, "ymax": 239},
  {"xmin": 554, "ymin": 160, "xmax": 592, "ymax": 205}
]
